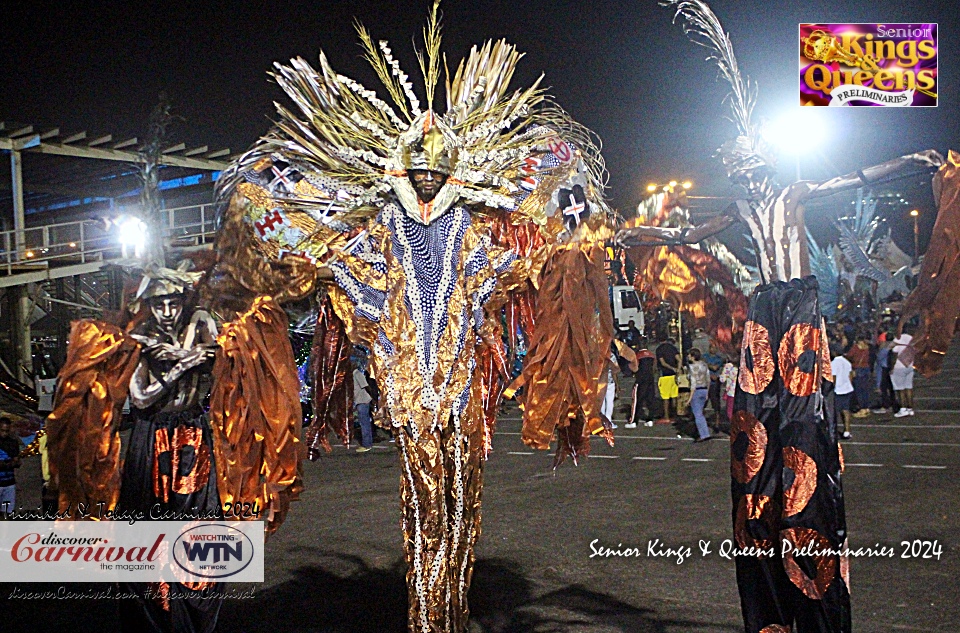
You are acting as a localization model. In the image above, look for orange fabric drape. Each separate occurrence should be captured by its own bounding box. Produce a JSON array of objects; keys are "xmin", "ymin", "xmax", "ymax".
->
[
  {"xmin": 209, "ymin": 296, "xmax": 304, "ymax": 534},
  {"xmin": 46, "ymin": 320, "xmax": 140, "ymax": 515},
  {"xmin": 901, "ymin": 150, "xmax": 960, "ymax": 376},
  {"xmin": 513, "ymin": 244, "xmax": 614, "ymax": 464}
]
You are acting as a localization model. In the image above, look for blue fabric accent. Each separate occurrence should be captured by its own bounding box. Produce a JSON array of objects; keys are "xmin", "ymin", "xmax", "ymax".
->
[{"xmin": 388, "ymin": 207, "xmax": 471, "ymax": 372}]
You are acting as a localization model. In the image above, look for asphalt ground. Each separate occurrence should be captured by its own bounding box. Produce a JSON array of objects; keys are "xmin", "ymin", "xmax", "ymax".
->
[{"xmin": 3, "ymin": 356, "xmax": 959, "ymax": 632}]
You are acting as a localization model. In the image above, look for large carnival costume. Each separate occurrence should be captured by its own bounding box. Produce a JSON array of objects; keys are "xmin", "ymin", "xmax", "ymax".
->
[
  {"xmin": 117, "ymin": 268, "xmax": 223, "ymax": 633},
  {"xmin": 616, "ymin": 3, "xmax": 951, "ymax": 631},
  {"xmin": 207, "ymin": 4, "xmax": 613, "ymax": 631}
]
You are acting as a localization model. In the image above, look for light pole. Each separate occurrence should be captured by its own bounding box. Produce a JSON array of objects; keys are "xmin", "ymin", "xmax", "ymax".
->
[
  {"xmin": 764, "ymin": 109, "xmax": 829, "ymax": 181},
  {"xmin": 910, "ymin": 208, "xmax": 920, "ymax": 265}
]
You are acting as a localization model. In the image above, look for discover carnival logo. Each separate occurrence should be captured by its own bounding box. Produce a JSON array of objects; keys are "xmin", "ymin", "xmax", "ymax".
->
[
  {"xmin": 172, "ymin": 524, "xmax": 255, "ymax": 579},
  {"xmin": 0, "ymin": 521, "xmax": 264, "ymax": 582},
  {"xmin": 800, "ymin": 23, "xmax": 937, "ymax": 107}
]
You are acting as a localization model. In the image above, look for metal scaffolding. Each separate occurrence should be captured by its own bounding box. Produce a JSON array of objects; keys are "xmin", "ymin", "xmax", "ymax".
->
[{"xmin": 0, "ymin": 120, "xmax": 233, "ymax": 386}]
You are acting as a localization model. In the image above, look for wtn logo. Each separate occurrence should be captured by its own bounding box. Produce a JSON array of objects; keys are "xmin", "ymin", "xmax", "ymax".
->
[
  {"xmin": 181, "ymin": 541, "xmax": 243, "ymax": 563},
  {"xmin": 173, "ymin": 524, "xmax": 257, "ymax": 579}
]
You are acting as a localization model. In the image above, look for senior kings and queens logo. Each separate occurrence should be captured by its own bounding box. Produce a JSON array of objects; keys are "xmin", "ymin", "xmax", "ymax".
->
[{"xmin": 800, "ymin": 23, "xmax": 937, "ymax": 107}]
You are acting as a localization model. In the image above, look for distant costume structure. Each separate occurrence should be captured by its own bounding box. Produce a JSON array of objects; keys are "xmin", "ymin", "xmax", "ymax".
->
[{"xmin": 650, "ymin": 3, "xmax": 956, "ymax": 633}]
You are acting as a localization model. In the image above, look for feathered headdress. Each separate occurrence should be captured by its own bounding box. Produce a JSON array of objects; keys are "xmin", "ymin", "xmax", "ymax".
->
[
  {"xmin": 218, "ymin": 0, "xmax": 607, "ymax": 227},
  {"xmin": 661, "ymin": 1, "xmax": 777, "ymax": 179}
]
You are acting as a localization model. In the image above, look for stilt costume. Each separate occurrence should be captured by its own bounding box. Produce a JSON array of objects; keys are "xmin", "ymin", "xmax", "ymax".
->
[
  {"xmin": 652, "ymin": 2, "xmax": 945, "ymax": 631},
  {"xmin": 208, "ymin": 3, "xmax": 613, "ymax": 631}
]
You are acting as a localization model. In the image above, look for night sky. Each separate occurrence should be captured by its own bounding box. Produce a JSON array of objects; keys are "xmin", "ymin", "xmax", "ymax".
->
[{"xmin": 3, "ymin": 0, "xmax": 958, "ymax": 226}]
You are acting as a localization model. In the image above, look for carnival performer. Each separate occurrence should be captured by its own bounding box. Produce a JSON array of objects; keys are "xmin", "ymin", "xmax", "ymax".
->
[
  {"xmin": 206, "ymin": 3, "xmax": 613, "ymax": 631},
  {"xmin": 639, "ymin": 11, "xmax": 947, "ymax": 630},
  {"xmin": 120, "ymin": 266, "xmax": 219, "ymax": 514},
  {"xmin": 651, "ymin": 2, "xmax": 872, "ymax": 631},
  {"xmin": 111, "ymin": 267, "xmax": 223, "ymax": 633},
  {"xmin": 45, "ymin": 259, "xmax": 304, "ymax": 633}
]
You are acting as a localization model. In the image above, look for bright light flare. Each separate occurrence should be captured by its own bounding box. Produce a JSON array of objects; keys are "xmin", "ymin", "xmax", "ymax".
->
[
  {"xmin": 764, "ymin": 109, "xmax": 829, "ymax": 155},
  {"xmin": 682, "ymin": 181, "xmax": 692, "ymax": 190},
  {"xmin": 909, "ymin": 209, "xmax": 919, "ymax": 217},
  {"xmin": 117, "ymin": 216, "xmax": 148, "ymax": 257},
  {"xmin": 646, "ymin": 184, "xmax": 657, "ymax": 192}
]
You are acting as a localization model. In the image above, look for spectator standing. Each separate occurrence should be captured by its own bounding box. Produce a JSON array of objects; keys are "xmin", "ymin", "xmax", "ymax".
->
[
  {"xmin": 687, "ymin": 349, "xmax": 712, "ymax": 442},
  {"xmin": 626, "ymin": 340, "xmax": 657, "ymax": 428},
  {"xmin": 600, "ymin": 346, "xmax": 619, "ymax": 428},
  {"xmin": 656, "ymin": 338, "xmax": 681, "ymax": 423},
  {"xmin": 621, "ymin": 320, "xmax": 642, "ymax": 350},
  {"xmin": 39, "ymin": 429, "xmax": 57, "ymax": 514},
  {"xmin": 353, "ymin": 366, "xmax": 375, "ymax": 452},
  {"xmin": 0, "ymin": 416, "xmax": 23, "ymax": 518},
  {"xmin": 847, "ymin": 335, "xmax": 872, "ymax": 417},
  {"xmin": 872, "ymin": 336, "xmax": 899, "ymax": 414},
  {"xmin": 892, "ymin": 331, "xmax": 916, "ymax": 417},
  {"xmin": 703, "ymin": 342, "xmax": 725, "ymax": 428},
  {"xmin": 831, "ymin": 347, "xmax": 855, "ymax": 439},
  {"xmin": 720, "ymin": 359, "xmax": 738, "ymax": 421}
]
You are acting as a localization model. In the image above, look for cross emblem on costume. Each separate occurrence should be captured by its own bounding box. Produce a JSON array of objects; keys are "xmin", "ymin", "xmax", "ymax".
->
[
  {"xmin": 270, "ymin": 165, "xmax": 296, "ymax": 192},
  {"xmin": 254, "ymin": 209, "xmax": 286, "ymax": 237},
  {"xmin": 562, "ymin": 200, "xmax": 587, "ymax": 224},
  {"xmin": 548, "ymin": 139, "xmax": 573, "ymax": 163}
]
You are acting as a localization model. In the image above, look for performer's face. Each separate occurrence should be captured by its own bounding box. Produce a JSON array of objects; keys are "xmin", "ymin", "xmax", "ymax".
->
[
  {"xmin": 150, "ymin": 294, "xmax": 184, "ymax": 331},
  {"xmin": 0, "ymin": 420, "xmax": 10, "ymax": 438},
  {"xmin": 409, "ymin": 170, "xmax": 448, "ymax": 203}
]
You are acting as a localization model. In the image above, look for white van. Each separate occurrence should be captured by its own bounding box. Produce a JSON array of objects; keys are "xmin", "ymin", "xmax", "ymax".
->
[{"xmin": 612, "ymin": 285, "xmax": 643, "ymax": 333}]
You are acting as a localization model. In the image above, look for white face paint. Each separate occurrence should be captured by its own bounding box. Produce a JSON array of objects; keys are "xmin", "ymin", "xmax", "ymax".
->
[{"xmin": 150, "ymin": 295, "xmax": 184, "ymax": 332}]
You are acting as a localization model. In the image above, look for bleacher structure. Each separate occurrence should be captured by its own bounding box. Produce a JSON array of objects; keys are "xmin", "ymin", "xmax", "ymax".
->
[{"xmin": 0, "ymin": 120, "xmax": 234, "ymax": 386}]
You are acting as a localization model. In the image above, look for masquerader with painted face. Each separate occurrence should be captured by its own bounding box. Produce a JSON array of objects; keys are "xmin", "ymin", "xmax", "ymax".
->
[{"xmin": 116, "ymin": 264, "xmax": 223, "ymax": 633}]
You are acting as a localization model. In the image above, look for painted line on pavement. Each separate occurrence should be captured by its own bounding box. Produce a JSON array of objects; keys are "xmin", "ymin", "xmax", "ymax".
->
[
  {"xmin": 497, "ymin": 431, "xmax": 695, "ymax": 442},
  {"xmin": 852, "ymin": 424, "xmax": 960, "ymax": 428},
  {"xmin": 843, "ymin": 440, "xmax": 960, "ymax": 447},
  {"xmin": 495, "ymin": 452, "xmax": 950, "ymax": 470}
]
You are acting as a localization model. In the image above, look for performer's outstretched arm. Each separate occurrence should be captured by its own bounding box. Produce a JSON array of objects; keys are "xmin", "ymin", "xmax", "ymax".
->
[
  {"xmin": 615, "ymin": 212, "xmax": 736, "ymax": 248},
  {"xmin": 806, "ymin": 150, "xmax": 944, "ymax": 199}
]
